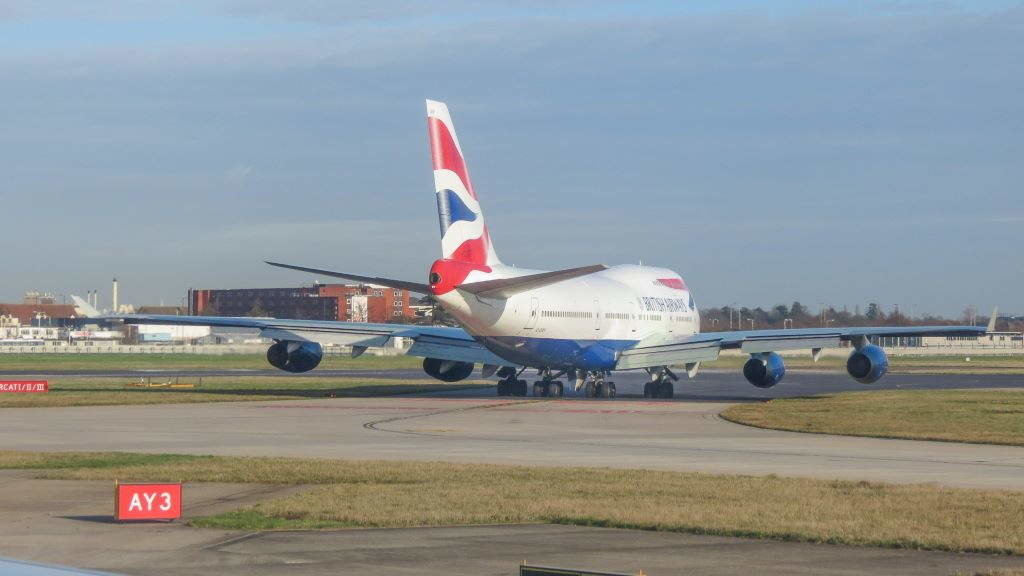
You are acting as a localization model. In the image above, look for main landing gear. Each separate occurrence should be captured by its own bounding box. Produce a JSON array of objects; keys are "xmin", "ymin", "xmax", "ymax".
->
[
  {"xmin": 643, "ymin": 367, "xmax": 677, "ymax": 399},
  {"xmin": 496, "ymin": 366, "xmax": 527, "ymax": 397},
  {"xmin": 532, "ymin": 369, "xmax": 566, "ymax": 398},
  {"xmin": 575, "ymin": 370, "xmax": 616, "ymax": 398}
]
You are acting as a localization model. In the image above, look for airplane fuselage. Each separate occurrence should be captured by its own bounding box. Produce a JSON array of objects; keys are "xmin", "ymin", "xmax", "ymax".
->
[{"xmin": 435, "ymin": 264, "xmax": 700, "ymax": 370}]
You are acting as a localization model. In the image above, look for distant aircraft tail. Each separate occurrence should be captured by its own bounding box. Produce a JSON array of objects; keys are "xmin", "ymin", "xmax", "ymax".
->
[
  {"xmin": 986, "ymin": 306, "xmax": 999, "ymax": 332},
  {"xmin": 427, "ymin": 99, "xmax": 501, "ymax": 267},
  {"xmin": 71, "ymin": 295, "xmax": 100, "ymax": 318}
]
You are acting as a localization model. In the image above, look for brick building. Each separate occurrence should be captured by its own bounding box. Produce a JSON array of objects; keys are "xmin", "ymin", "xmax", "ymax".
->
[
  {"xmin": 188, "ymin": 284, "xmax": 411, "ymax": 323},
  {"xmin": 317, "ymin": 284, "xmax": 411, "ymax": 322},
  {"xmin": 0, "ymin": 303, "xmax": 79, "ymax": 327}
]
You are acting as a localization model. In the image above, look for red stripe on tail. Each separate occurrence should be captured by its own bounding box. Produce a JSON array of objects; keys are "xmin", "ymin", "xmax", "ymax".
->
[{"xmin": 428, "ymin": 117, "xmax": 476, "ymax": 199}]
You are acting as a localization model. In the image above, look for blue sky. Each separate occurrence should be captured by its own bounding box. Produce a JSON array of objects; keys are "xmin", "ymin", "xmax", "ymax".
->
[{"xmin": 1, "ymin": 1, "xmax": 1021, "ymax": 316}]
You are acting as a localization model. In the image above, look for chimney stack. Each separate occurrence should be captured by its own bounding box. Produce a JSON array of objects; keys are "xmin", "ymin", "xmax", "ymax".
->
[{"xmin": 112, "ymin": 278, "xmax": 119, "ymax": 314}]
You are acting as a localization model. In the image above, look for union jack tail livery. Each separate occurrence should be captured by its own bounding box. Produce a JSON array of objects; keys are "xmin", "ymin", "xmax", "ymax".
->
[{"xmin": 427, "ymin": 99, "xmax": 501, "ymax": 267}]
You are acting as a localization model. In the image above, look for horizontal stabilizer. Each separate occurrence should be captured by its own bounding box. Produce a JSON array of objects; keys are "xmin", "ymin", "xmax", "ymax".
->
[
  {"xmin": 457, "ymin": 264, "xmax": 607, "ymax": 299},
  {"xmin": 266, "ymin": 261, "xmax": 430, "ymax": 293}
]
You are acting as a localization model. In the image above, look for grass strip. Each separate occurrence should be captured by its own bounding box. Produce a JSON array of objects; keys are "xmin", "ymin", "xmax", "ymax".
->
[
  {"xmin": 0, "ymin": 451, "xmax": 212, "ymax": 469},
  {"xmin": 4, "ymin": 451, "xmax": 1024, "ymax": 555},
  {"xmin": 0, "ymin": 376, "xmax": 485, "ymax": 408},
  {"xmin": 2, "ymin": 353, "xmax": 1023, "ymax": 374},
  {"xmin": 0, "ymin": 353, "xmax": 421, "ymax": 372},
  {"xmin": 721, "ymin": 388, "xmax": 1024, "ymax": 446}
]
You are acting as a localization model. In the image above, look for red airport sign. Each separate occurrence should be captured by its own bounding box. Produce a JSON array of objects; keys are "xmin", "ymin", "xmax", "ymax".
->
[
  {"xmin": 115, "ymin": 483, "xmax": 182, "ymax": 521},
  {"xmin": 0, "ymin": 381, "xmax": 48, "ymax": 393}
]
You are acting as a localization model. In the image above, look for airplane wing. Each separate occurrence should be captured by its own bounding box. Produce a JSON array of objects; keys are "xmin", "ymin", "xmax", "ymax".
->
[
  {"xmin": 113, "ymin": 315, "xmax": 516, "ymax": 367},
  {"xmin": 457, "ymin": 265, "xmax": 608, "ymax": 299},
  {"xmin": 616, "ymin": 325, "xmax": 986, "ymax": 370},
  {"xmin": 264, "ymin": 261, "xmax": 431, "ymax": 294}
]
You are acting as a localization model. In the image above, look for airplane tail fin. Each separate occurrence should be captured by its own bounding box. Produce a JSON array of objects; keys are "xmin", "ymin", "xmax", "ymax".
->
[
  {"xmin": 70, "ymin": 295, "xmax": 101, "ymax": 318},
  {"xmin": 427, "ymin": 99, "xmax": 501, "ymax": 268},
  {"xmin": 986, "ymin": 306, "xmax": 999, "ymax": 332}
]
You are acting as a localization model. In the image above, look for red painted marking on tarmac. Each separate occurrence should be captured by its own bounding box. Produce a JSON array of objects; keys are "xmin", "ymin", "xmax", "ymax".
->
[
  {"xmin": 249, "ymin": 399, "xmax": 523, "ymax": 411},
  {"xmin": 252, "ymin": 405, "xmax": 430, "ymax": 411},
  {"xmin": 246, "ymin": 399, "xmax": 672, "ymax": 415},
  {"xmin": 495, "ymin": 407, "xmax": 679, "ymax": 415}
]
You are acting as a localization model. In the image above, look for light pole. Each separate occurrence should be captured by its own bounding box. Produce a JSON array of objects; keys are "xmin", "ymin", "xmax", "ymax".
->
[
  {"xmin": 748, "ymin": 318, "xmax": 755, "ymax": 330},
  {"xmin": 784, "ymin": 318, "xmax": 792, "ymax": 329}
]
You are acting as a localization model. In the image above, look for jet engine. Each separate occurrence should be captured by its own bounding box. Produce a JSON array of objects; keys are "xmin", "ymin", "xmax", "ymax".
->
[
  {"xmin": 846, "ymin": 344, "xmax": 888, "ymax": 384},
  {"xmin": 422, "ymin": 357, "xmax": 475, "ymax": 382},
  {"xmin": 266, "ymin": 340, "xmax": 323, "ymax": 373},
  {"xmin": 742, "ymin": 352, "xmax": 786, "ymax": 388}
]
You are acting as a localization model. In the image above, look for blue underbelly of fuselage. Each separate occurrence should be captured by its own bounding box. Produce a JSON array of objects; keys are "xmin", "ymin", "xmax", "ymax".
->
[{"xmin": 479, "ymin": 336, "xmax": 639, "ymax": 371}]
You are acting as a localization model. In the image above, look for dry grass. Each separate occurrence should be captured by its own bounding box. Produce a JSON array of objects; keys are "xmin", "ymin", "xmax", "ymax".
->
[
  {"xmin": 6, "ymin": 451, "xmax": 1024, "ymax": 555},
  {"xmin": 0, "ymin": 451, "xmax": 211, "ymax": 469},
  {"xmin": 0, "ymin": 376, "xmax": 485, "ymax": 408},
  {"xmin": 722, "ymin": 388, "xmax": 1024, "ymax": 446},
  {"xmin": 0, "ymin": 352, "xmax": 421, "ymax": 372}
]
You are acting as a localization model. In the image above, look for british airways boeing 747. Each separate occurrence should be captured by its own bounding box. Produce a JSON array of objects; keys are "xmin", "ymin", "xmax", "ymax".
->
[{"xmin": 121, "ymin": 100, "xmax": 984, "ymax": 398}]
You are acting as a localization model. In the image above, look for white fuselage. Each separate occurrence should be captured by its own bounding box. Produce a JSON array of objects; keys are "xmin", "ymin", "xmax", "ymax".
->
[{"xmin": 436, "ymin": 264, "xmax": 700, "ymax": 370}]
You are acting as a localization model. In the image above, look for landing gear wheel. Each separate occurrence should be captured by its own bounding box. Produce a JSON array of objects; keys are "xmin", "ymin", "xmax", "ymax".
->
[
  {"xmin": 658, "ymin": 380, "xmax": 674, "ymax": 399},
  {"xmin": 497, "ymin": 380, "xmax": 510, "ymax": 396},
  {"xmin": 607, "ymin": 382, "xmax": 616, "ymax": 398},
  {"xmin": 514, "ymin": 379, "xmax": 528, "ymax": 397},
  {"xmin": 599, "ymin": 382, "xmax": 613, "ymax": 398},
  {"xmin": 584, "ymin": 380, "xmax": 596, "ymax": 398},
  {"xmin": 549, "ymin": 381, "xmax": 564, "ymax": 398},
  {"xmin": 643, "ymin": 381, "xmax": 655, "ymax": 398},
  {"xmin": 533, "ymin": 382, "xmax": 547, "ymax": 397}
]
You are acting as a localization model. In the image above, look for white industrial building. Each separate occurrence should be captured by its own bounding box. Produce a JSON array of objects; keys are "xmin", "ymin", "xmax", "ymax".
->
[{"xmin": 920, "ymin": 332, "xmax": 1022, "ymax": 349}]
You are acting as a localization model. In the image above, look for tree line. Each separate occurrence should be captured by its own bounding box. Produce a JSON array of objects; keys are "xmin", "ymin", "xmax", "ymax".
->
[{"xmin": 699, "ymin": 302, "xmax": 1019, "ymax": 332}]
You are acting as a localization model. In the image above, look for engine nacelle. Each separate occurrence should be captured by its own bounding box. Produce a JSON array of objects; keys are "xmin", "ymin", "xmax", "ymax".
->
[
  {"xmin": 422, "ymin": 357, "xmax": 475, "ymax": 382},
  {"xmin": 743, "ymin": 352, "xmax": 786, "ymax": 388},
  {"xmin": 847, "ymin": 344, "xmax": 888, "ymax": 384},
  {"xmin": 266, "ymin": 340, "xmax": 323, "ymax": 373}
]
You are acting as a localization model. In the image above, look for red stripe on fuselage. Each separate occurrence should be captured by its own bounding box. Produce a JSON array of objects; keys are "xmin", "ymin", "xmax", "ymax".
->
[{"xmin": 428, "ymin": 117, "xmax": 476, "ymax": 199}]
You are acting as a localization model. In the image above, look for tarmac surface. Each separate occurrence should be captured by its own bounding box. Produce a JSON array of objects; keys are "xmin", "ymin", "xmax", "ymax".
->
[
  {"xmin": 6, "ymin": 366, "xmax": 1023, "ymax": 399},
  {"xmin": 0, "ymin": 372, "xmax": 1022, "ymax": 489},
  {"xmin": 1, "ymin": 471, "xmax": 1023, "ymax": 576},
  {"xmin": 2, "ymin": 370, "xmax": 1023, "ymax": 575}
]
